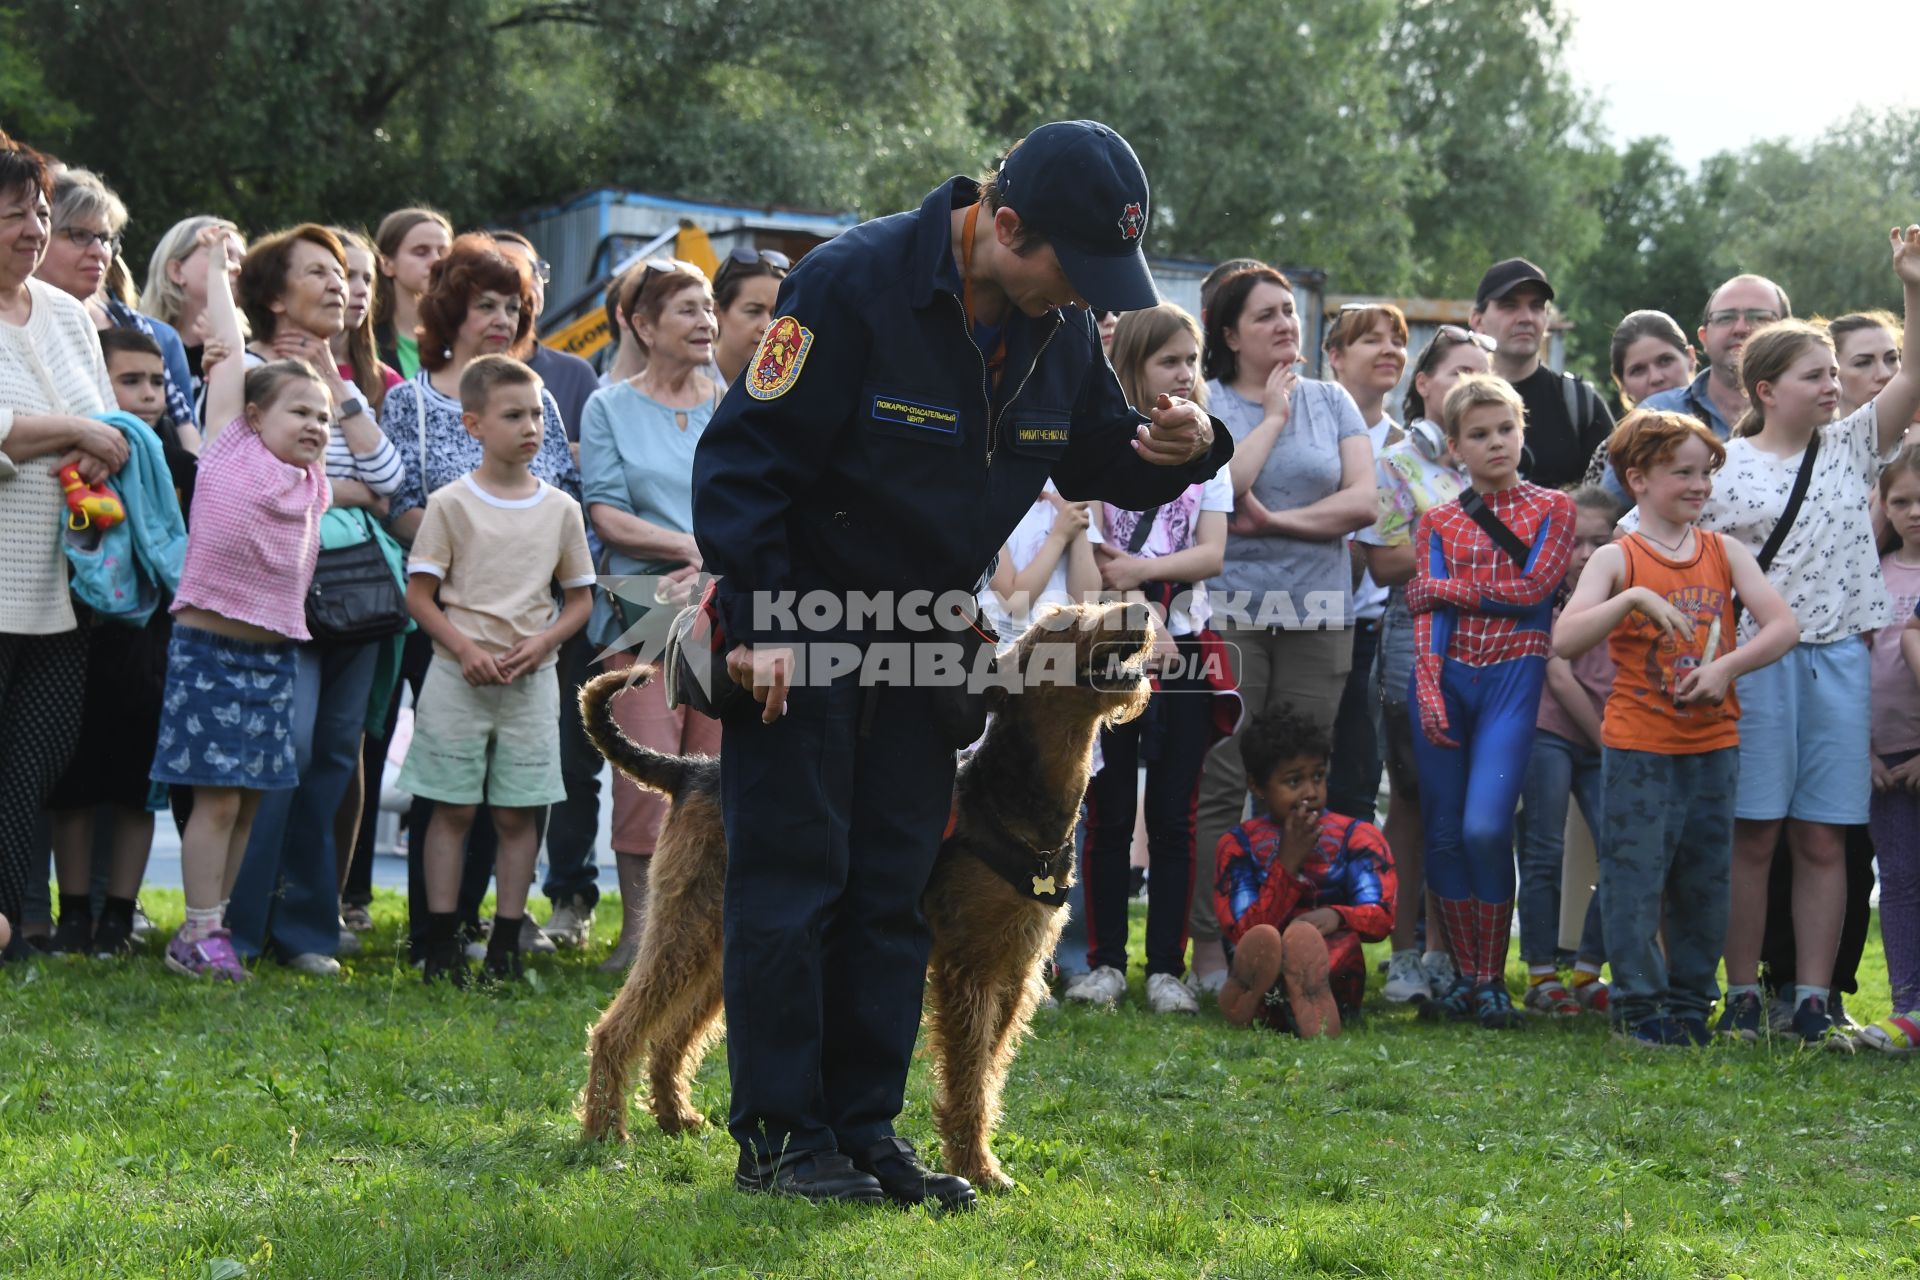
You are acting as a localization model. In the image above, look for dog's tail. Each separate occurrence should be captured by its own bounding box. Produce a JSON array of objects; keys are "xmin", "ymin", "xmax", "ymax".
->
[{"xmin": 578, "ymin": 666, "xmax": 694, "ymax": 799}]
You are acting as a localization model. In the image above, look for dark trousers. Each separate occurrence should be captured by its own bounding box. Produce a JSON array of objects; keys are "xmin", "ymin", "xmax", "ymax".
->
[
  {"xmin": 1081, "ymin": 636, "xmax": 1214, "ymax": 978},
  {"xmin": 340, "ymin": 716, "xmax": 383, "ymax": 908},
  {"xmin": 720, "ymin": 676, "xmax": 955, "ymax": 1159},
  {"xmin": 541, "ymin": 630, "xmax": 601, "ymax": 909},
  {"xmin": 1327, "ymin": 620, "xmax": 1383, "ymax": 823},
  {"xmin": 1759, "ymin": 823, "xmax": 1876, "ymax": 998},
  {"xmin": 0, "ymin": 631, "xmax": 87, "ymax": 954}
]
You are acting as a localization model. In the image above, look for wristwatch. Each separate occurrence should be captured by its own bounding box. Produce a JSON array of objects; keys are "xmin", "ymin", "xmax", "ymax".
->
[{"xmin": 337, "ymin": 395, "xmax": 368, "ymax": 422}]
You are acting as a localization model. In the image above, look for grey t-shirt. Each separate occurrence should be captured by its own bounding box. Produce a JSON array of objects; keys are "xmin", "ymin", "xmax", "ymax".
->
[{"xmin": 1207, "ymin": 377, "xmax": 1368, "ymax": 629}]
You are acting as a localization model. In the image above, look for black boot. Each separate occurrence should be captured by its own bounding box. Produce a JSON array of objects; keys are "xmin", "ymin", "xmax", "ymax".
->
[
  {"xmin": 735, "ymin": 1149, "xmax": 885, "ymax": 1204},
  {"xmin": 846, "ymin": 1136, "xmax": 976, "ymax": 1212}
]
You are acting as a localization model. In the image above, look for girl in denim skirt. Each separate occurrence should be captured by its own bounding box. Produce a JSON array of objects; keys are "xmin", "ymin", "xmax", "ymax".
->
[{"xmin": 149, "ymin": 229, "xmax": 330, "ymax": 981}]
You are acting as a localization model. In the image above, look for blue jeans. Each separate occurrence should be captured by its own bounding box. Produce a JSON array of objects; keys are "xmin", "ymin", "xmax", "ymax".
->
[
  {"xmin": 1599, "ymin": 746, "xmax": 1738, "ymax": 1028},
  {"xmin": 1517, "ymin": 730, "xmax": 1605, "ymax": 966},
  {"xmin": 228, "ymin": 641, "xmax": 380, "ymax": 960}
]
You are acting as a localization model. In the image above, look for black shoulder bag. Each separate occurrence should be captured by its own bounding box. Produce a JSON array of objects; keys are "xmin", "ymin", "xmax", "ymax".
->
[
  {"xmin": 1733, "ymin": 433, "xmax": 1819, "ymax": 624},
  {"xmin": 306, "ymin": 511, "xmax": 410, "ymax": 645}
]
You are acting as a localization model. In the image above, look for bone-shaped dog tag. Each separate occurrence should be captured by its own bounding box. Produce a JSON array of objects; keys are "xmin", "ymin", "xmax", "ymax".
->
[{"xmin": 1031, "ymin": 874, "xmax": 1057, "ymax": 897}]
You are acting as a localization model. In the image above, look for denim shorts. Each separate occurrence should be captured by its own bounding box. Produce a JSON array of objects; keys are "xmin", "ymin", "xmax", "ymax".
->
[
  {"xmin": 1733, "ymin": 637, "xmax": 1870, "ymax": 824},
  {"xmin": 149, "ymin": 624, "xmax": 301, "ymax": 791}
]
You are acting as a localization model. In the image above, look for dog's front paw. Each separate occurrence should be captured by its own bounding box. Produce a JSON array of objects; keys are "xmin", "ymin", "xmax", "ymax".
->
[
  {"xmin": 948, "ymin": 1151, "xmax": 1014, "ymax": 1193},
  {"xmin": 653, "ymin": 1105, "xmax": 707, "ymax": 1135}
]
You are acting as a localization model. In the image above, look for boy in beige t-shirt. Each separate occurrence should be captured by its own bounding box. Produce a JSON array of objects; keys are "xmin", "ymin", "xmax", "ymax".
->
[{"xmin": 401, "ymin": 356, "xmax": 595, "ymax": 986}]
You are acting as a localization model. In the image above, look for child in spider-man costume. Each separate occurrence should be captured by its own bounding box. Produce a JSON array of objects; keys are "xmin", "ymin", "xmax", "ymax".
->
[{"xmin": 1407, "ymin": 375, "xmax": 1574, "ymax": 1029}]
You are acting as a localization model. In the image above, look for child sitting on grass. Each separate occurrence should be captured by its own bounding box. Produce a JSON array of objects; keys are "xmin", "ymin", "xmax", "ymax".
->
[
  {"xmin": 399, "ymin": 355, "xmax": 594, "ymax": 986},
  {"xmin": 1554, "ymin": 410, "xmax": 1797, "ymax": 1047},
  {"xmin": 1214, "ymin": 705, "xmax": 1396, "ymax": 1038}
]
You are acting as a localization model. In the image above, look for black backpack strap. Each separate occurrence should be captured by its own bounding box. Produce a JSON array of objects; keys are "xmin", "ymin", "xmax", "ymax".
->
[{"xmin": 1458, "ymin": 490, "xmax": 1532, "ymax": 568}]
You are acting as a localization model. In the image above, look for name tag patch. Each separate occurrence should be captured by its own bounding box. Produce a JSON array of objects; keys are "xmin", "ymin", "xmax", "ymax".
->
[
  {"xmin": 871, "ymin": 395, "xmax": 960, "ymax": 434},
  {"xmin": 1015, "ymin": 424, "xmax": 1070, "ymax": 446}
]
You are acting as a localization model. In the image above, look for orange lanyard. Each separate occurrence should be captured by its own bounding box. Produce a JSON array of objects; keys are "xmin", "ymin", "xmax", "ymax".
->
[{"xmin": 960, "ymin": 201, "xmax": 1007, "ymax": 391}]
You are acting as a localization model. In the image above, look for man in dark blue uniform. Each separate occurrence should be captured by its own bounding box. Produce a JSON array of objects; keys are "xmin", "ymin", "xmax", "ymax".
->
[{"xmin": 692, "ymin": 120, "xmax": 1233, "ymax": 1209}]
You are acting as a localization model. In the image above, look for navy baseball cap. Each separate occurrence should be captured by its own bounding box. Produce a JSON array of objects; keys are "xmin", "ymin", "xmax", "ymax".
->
[
  {"xmin": 995, "ymin": 120, "xmax": 1159, "ymax": 313},
  {"xmin": 1474, "ymin": 258, "xmax": 1555, "ymax": 309}
]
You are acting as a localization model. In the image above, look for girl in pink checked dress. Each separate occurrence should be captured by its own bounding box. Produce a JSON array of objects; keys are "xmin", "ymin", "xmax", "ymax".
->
[{"xmin": 149, "ymin": 231, "xmax": 330, "ymax": 981}]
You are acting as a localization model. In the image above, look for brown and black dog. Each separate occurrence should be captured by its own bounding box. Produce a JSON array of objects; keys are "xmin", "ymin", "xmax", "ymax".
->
[{"xmin": 576, "ymin": 601, "xmax": 1154, "ymax": 1190}]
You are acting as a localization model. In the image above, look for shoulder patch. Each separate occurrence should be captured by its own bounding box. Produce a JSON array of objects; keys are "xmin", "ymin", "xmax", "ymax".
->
[{"xmin": 745, "ymin": 315, "xmax": 814, "ymax": 402}]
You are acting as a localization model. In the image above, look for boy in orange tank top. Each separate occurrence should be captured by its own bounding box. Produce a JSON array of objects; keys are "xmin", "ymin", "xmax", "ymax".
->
[{"xmin": 1554, "ymin": 410, "xmax": 1798, "ymax": 1047}]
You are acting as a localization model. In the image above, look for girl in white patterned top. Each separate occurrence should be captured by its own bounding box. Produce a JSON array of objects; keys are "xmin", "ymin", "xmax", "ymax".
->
[{"xmin": 1659, "ymin": 226, "xmax": 1920, "ymax": 1044}]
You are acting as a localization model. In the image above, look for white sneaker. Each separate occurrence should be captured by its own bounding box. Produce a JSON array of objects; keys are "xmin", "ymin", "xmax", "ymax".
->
[
  {"xmin": 1064, "ymin": 965, "xmax": 1127, "ymax": 1007},
  {"xmin": 1146, "ymin": 972, "xmax": 1200, "ymax": 1014},
  {"xmin": 130, "ymin": 902, "xmax": 154, "ymax": 942},
  {"xmin": 1185, "ymin": 967, "xmax": 1229, "ymax": 997},
  {"xmin": 283, "ymin": 952, "xmax": 341, "ymax": 977},
  {"xmin": 336, "ymin": 926, "xmax": 362, "ymax": 957},
  {"xmin": 1383, "ymin": 949, "xmax": 1432, "ymax": 1003},
  {"xmin": 1421, "ymin": 950, "xmax": 1458, "ymax": 995},
  {"xmin": 543, "ymin": 896, "xmax": 594, "ymax": 950},
  {"xmin": 518, "ymin": 916, "xmax": 558, "ymax": 955}
]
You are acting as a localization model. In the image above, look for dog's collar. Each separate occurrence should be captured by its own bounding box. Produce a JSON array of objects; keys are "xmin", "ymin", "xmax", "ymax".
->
[{"xmin": 975, "ymin": 806, "xmax": 1075, "ymax": 907}]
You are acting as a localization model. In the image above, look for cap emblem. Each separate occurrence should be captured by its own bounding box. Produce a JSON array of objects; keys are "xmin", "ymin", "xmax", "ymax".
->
[{"xmin": 1118, "ymin": 202, "xmax": 1145, "ymax": 243}]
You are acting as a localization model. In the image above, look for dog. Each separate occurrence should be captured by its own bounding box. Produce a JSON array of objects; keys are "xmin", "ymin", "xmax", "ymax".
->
[{"xmin": 576, "ymin": 600, "xmax": 1154, "ymax": 1190}]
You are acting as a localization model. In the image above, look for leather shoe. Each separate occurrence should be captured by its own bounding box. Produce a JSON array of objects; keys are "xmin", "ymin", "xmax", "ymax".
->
[
  {"xmin": 734, "ymin": 1149, "xmax": 884, "ymax": 1204},
  {"xmin": 846, "ymin": 1136, "xmax": 976, "ymax": 1212}
]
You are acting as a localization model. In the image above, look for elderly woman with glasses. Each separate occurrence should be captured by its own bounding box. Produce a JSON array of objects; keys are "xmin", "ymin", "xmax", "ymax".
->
[
  {"xmin": 710, "ymin": 246, "xmax": 789, "ymax": 387},
  {"xmin": 34, "ymin": 167, "xmax": 197, "ymax": 429},
  {"xmin": 577, "ymin": 258, "xmax": 724, "ymax": 970}
]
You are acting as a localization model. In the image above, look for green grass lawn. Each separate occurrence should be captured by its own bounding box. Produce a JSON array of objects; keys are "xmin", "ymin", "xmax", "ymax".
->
[{"xmin": 3, "ymin": 892, "xmax": 1915, "ymax": 1279}]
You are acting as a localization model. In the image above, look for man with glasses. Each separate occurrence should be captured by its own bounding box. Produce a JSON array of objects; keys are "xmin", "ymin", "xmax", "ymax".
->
[
  {"xmin": 692, "ymin": 120, "xmax": 1231, "ymax": 1209},
  {"xmin": 1647, "ymin": 274, "xmax": 1792, "ymax": 439},
  {"xmin": 1595, "ymin": 274, "xmax": 1792, "ymax": 504},
  {"xmin": 1468, "ymin": 257, "xmax": 1614, "ymax": 490}
]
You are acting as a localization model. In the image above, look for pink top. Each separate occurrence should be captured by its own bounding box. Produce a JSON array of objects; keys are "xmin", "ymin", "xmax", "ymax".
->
[
  {"xmin": 1871, "ymin": 554, "xmax": 1920, "ymax": 755},
  {"xmin": 1537, "ymin": 604, "xmax": 1616, "ymax": 747},
  {"xmin": 172, "ymin": 417, "xmax": 330, "ymax": 641}
]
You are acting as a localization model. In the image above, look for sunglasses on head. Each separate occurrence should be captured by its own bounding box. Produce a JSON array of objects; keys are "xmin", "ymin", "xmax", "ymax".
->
[
  {"xmin": 1414, "ymin": 324, "xmax": 1498, "ymax": 374},
  {"xmin": 713, "ymin": 246, "xmax": 791, "ymax": 289}
]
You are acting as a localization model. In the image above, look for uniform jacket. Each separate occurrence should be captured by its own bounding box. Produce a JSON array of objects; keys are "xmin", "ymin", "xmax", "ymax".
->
[{"xmin": 692, "ymin": 177, "xmax": 1234, "ymax": 648}]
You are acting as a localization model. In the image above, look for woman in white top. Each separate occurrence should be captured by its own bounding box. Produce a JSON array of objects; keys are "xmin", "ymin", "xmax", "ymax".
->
[
  {"xmin": 1067, "ymin": 304, "xmax": 1230, "ymax": 1016},
  {"xmin": 1654, "ymin": 227, "xmax": 1920, "ymax": 1044},
  {"xmin": 0, "ymin": 131, "xmax": 127, "ymax": 958}
]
